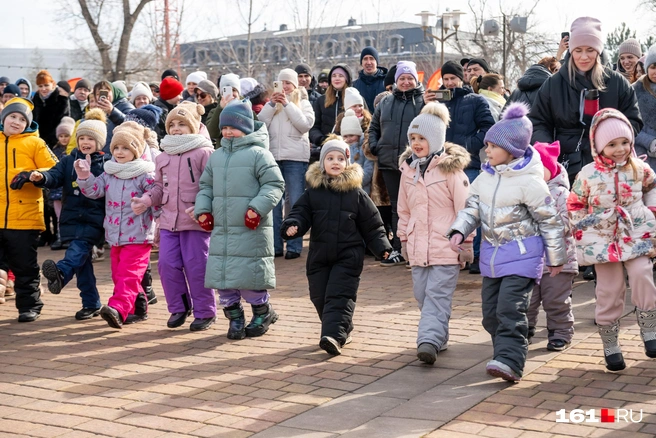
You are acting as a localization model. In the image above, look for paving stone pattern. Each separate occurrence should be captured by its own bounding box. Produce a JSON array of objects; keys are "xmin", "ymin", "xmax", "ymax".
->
[{"xmin": 0, "ymin": 245, "xmax": 654, "ymax": 437}]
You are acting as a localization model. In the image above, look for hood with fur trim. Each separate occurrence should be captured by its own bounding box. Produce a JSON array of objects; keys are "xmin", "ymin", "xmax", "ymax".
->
[
  {"xmin": 306, "ymin": 161, "xmax": 363, "ymax": 192},
  {"xmin": 398, "ymin": 142, "xmax": 471, "ymax": 173}
]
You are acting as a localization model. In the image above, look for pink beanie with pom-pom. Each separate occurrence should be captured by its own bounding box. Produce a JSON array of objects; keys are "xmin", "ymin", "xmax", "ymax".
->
[{"xmin": 483, "ymin": 103, "xmax": 533, "ymax": 158}]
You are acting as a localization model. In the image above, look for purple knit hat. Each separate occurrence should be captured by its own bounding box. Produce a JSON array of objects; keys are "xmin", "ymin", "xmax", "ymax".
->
[
  {"xmin": 395, "ymin": 61, "xmax": 418, "ymax": 83},
  {"xmin": 483, "ymin": 103, "xmax": 533, "ymax": 158}
]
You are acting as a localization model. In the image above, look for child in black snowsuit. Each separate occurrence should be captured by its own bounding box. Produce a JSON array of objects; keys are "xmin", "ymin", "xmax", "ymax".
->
[{"xmin": 281, "ymin": 138, "xmax": 392, "ymax": 356}]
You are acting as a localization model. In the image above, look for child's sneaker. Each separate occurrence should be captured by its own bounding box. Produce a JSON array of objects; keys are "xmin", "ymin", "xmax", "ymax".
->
[
  {"xmin": 547, "ymin": 339, "xmax": 570, "ymax": 351},
  {"xmin": 100, "ymin": 305, "xmax": 123, "ymax": 329},
  {"xmin": 319, "ymin": 336, "xmax": 342, "ymax": 356},
  {"xmin": 486, "ymin": 359, "xmax": 521, "ymax": 382},
  {"xmin": 380, "ymin": 250, "xmax": 405, "ymax": 266},
  {"xmin": 75, "ymin": 307, "xmax": 101, "ymax": 320},
  {"xmin": 42, "ymin": 260, "xmax": 64, "ymax": 294}
]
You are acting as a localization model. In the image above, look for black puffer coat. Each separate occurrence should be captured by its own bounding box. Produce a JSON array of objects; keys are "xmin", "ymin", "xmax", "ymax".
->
[
  {"xmin": 32, "ymin": 89, "xmax": 70, "ymax": 147},
  {"xmin": 367, "ymin": 85, "xmax": 425, "ymax": 171},
  {"xmin": 34, "ymin": 148, "xmax": 109, "ymax": 245},
  {"xmin": 442, "ymin": 87, "xmax": 494, "ymax": 171},
  {"xmin": 506, "ymin": 64, "xmax": 552, "ymax": 109},
  {"xmin": 529, "ymin": 55, "xmax": 643, "ymax": 180},
  {"xmin": 281, "ymin": 162, "xmax": 392, "ymax": 262}
]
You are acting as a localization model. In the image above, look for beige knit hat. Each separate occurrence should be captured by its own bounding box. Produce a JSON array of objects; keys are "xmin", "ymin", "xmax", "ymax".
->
[
  {"xmin": 76, "ymin": 109, "xmax": 107, "ymax": 151},
  {"xmin": 341, "ymin": 109, "xmax": 363, "ymax": 136},
  {"xmin": 110, "ymin": 121, "xmax": 150, "ymax": 159},
  {"xmin": 618, "ymin": 38, "xmax": 642, "ymax": 58},
  {"xmin": 56, "ymin": 116, "xmax": 75, "ymax": 137},
  {"xmin": 165, "ymin": 101, "xmax": 205, "ymax": 135},
  {"xmin": 277, "ymin": 68, "xmax": 298, "ymax": 88}
]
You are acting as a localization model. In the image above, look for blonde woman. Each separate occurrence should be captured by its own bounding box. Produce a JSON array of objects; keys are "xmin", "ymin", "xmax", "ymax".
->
[
  {"xmin": 259, "ymin": 68, "xmax": 315, "ymax": 259},
  {"xmin": 529, "ymin": 16, "xmax": 642, "ymax": 185}
]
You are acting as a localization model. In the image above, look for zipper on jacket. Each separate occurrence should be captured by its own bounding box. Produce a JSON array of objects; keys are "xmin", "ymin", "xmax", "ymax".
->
[
  {"xmin": 12, "ymin": 149, "xmax": 16, "ymax": 168},
  {"xmin": 3, "ymin": 137, "xmax": 8, "ymax": 228},
  {"xmin": 488, "ymin": 173, "xmax": 503, "ymax": 277},
  {"xmin": 222, "ymin": 145, "xmax": 232, "ymax": 289},
  {"xmin": 187, "ymin": 157, "xmax": 195, "ymax": 183}
]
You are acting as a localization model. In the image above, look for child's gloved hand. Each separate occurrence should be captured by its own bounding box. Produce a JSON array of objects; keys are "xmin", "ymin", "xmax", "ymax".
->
[
  {"xmin": 10, "ymin": 171, "xmax": 33, "ymax": 190},
  {"xmin": 244, "ymin": 208, "xmax": 261, "ymax": 230},
  {"xmin": 198, "ymin": 213, "xmax": 214, "ymax": 231},
  {"xmin": 448, "ymin": 232, "xmax": 464, "ymax": 253},
  {"xmin": 74, "ymin": 155, "xmax": 92, "ymax": 180}
]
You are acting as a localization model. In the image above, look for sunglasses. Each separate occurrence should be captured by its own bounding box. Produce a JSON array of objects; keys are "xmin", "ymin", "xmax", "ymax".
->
[{"xmin": 196, "ymin": 91, "xmax": 209, "ymax": 99}]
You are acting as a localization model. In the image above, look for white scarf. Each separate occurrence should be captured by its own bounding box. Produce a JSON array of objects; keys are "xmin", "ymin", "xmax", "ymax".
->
[
  {"xmin": 160, "ymin": 134, "xmax": 212, "ymax": 155},
  {"xmin": 104, "ymin": 159, "xmax": 155, "ymax": 180}
]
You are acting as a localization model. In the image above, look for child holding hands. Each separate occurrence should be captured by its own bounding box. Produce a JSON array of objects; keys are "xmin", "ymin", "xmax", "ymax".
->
[
  {"xmin": 75, "ymin": 121, "xmax": 156, "ymax": 329},
  {"xmin": 448, "ymin": 103, "xmax": 567, "ymax": 382},
  {"xmin": 131, "ymin": 101, "xmax": 216, "ymax": 331},
  {"xmin": 568, "ymin": 108, "xmax": 656, "ymax": 371},
  {"xmin": 281, "ymin": 139, "xmax": 392, "ymax": 355},
  {"xmin": 33, "ymin": 109, "xmax": 110, "ymax": 320},
  {"xmin": 194, "ymin": 99, "xmax": 284, "ymax": 340},
  {"xmin": 397, "ymin": 103, "xmax": 472, "ymax": 364}
]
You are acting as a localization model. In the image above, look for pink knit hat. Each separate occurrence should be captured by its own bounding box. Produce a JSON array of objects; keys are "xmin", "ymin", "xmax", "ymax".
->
[
  {"xmin": 569, "ymin": 17, "xmax": 603, "ymax": 54},
  {"xmin": 533, "ymin": 141, "xmax": 561, "ymax": 179},
  {"xmin": 594, "ymin": 117, "xmax": 634, "ymax": 154}
]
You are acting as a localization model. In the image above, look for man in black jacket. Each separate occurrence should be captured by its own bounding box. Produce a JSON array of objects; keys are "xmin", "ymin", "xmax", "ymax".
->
[
  {"xmin": 295, "ymin": 63, "xmax": 322, "ymax": 105},
  {"xmin": 70, "ymin": 79, "xmax": 91, "ymax": 121},
  {"xmin": 353, "ymin": 47, "xmax": 388, "ymax": 111}
]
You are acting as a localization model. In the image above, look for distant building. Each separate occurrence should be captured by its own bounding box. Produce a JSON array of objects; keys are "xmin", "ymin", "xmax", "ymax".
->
[
  {"xmin": 0, "ymin": 48, "xmax": 96, "ymax": 83},
  {"xmin": 180, "ymin": 19, "xmax": 462, "ymax": 84}
]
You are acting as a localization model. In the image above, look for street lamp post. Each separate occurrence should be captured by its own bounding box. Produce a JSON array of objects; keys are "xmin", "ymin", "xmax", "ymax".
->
[
  {"xmin": 416, "ymin": 9, "xmax": 466, "ymax": 67},
  {"xmin": 483, "ymin": 15, "xmax": 528, "ymax": 79}
]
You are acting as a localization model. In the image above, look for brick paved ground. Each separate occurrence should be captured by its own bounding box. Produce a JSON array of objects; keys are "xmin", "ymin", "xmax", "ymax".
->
[{"xmin": 0, "ymin": 244, "xmax": 654, "ymax": 437}]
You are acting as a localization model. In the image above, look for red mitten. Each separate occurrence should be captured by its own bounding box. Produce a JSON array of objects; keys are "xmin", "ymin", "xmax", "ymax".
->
[
  {"xmin": 198, "ymin": 213, "xmax": 214, "ymax": 231},
  {"xmin": 244, "ymin": 208, "xmax": 261, "ymax": 230}
]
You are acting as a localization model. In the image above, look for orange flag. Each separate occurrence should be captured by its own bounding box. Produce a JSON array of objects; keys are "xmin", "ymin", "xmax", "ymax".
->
[
  {"xmin": 426, "ymin": 69, "xmax": 442, "ymax": 91},
  {"xmin": 417, "ymin": 71, "xmax": 425, "ymax": 83}
]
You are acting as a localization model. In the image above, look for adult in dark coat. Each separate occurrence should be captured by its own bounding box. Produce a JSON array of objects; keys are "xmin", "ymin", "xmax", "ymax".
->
[
  {"xmin": 32, "ymin": 70, "xmax": 70, "ymax": 147},
  {"xmin": 69, "ymin": 79, "xmax": 92, "ymax": 121},
  {"xmin": 368, "ymin": 61, "xmax": 425, "ymax": 265},
  {"xmin": 632, "ymin": 45, "xmax": 656, "ymax": 171},
  {"xmin": 281, "ymin": 158, "xmax": 391, "ymax": 354},
  {"xmin": 295, "ymin": 63, "xmax": 322, "ymax": 105},
  {"xmin": 93, "ymin": 81, "xmax": 135, "ymax": 153},
  {"xmin": 352, "ymin": 46, "xmax": 388, "ymax": 111},
  {"xmin": 309, "ymin": 64, "xmax": 353, "ymax": 148},
  {"xmin": 506, "ymin": 63, "xmax": 554, "ymax": 109},
  {"xmin": 529, "ymin": 47, "xmax": 642, "ymax": 183}
]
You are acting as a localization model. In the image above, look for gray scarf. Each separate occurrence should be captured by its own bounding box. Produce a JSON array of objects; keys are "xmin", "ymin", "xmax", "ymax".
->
[{"xmin": 409, "ymin": 152, "xmax": 438, "ymax": 183}]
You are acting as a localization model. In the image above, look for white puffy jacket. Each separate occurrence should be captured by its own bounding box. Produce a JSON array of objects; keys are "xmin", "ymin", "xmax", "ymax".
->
[{"xmin": 258, "ymin": 98, "xmax": 315, "ymax": 162}]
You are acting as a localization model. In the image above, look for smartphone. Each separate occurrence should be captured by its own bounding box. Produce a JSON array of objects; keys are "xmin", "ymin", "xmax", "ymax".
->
[
  {"xmin": 561, "ymin": 31, "xmax": 569, "ymax": 40},
  {"xmin": 273, "ymin": 81, "xmax": 283, "ymax": 94},
  {"xmin": 435, "ymin": 89, "xmax": 452, "ymax": 102},
  {"xmin": 98, "ymin": 89, "xmax": 109, "ymax": 100},
  {"xmin": 221, "ymin": 86, "xmax": 233, "ymax": 97}
]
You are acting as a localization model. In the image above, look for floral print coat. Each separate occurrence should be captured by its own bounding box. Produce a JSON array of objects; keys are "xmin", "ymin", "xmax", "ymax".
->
[{"xmin": 567, "ymin": 108, "xmax": 656, "ymax": 265}]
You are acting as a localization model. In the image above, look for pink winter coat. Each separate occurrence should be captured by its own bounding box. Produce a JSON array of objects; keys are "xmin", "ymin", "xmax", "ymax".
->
[
  {"xmin": 397, "ymin": 143, "xmax": 471, "ymax": 267},
  {"xmin": 145, "ymin": 138, "xmax": 214, "ymax": 232}
]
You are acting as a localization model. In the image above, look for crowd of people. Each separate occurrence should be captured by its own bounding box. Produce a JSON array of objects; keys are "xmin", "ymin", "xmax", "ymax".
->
[{"xmin": 2, "ymin": 15, "xmax": 656, "ymax": 382}]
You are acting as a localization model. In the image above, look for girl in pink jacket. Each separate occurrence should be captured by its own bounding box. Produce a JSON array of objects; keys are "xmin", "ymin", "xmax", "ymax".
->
[
  {"xmin": 397, "ymin": 103, "xmax": 471, "ymax": 365},
  {"xmin": 131, "ymin": 102, "xmax": 216, "ymax": 331}
]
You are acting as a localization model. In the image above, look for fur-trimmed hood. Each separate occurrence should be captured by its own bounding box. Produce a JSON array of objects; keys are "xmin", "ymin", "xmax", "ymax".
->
[
  {"xmin": 306, "ymin": 161, "xmax": 363, "ymax": 192},
  {"xmin": 398, "ymin": 142, "xmax": 471, "ymax": 173}
]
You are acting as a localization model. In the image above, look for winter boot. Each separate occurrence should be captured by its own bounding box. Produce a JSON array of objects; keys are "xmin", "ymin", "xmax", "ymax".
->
[
  {"xmin": 141, "ymin": 263, "xmax": 158, "ymax": 304},
  {"xmin": 245, "ymin": 302, "xmax": 278, "ymax": 337},
  {"xmin": 0, "ymin": 269, "xmax": 7, "ymax": 304},
  {"xmin": 223, "ymin": 303, "xmax": 246, "ymax": 340},
  {"xmin": 636, "ymin": 308, "xmax": 656, "ymax": 358},
  {"xmin": 598, "ymin": 322, "xmax": 626, "ymax": 371}
]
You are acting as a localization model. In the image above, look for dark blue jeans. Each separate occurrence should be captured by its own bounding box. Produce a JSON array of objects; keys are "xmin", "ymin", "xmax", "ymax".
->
[
  {"xmin": 274, "ymin": 160, "xmax": 308, "ymax": 255},
  {"xmin": 464, "ymin": 168, "xmax": 482, "ymax": 258},
  {"xmin": 57, "ymin": 240, "xmax": 101, "ymax": 309}
]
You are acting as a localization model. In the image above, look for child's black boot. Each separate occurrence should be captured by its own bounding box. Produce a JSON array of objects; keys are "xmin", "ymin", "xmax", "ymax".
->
[
  {"xmin": 224, "ymin": 303, "xmax": 246, "ymax": 339},
  {"xmin": 598, "ymin": 322, "xmax": 626, "ymax": 371},
  {"xmin": 245, "ymin": 302, "xmax": 278, "ymax": 337}
]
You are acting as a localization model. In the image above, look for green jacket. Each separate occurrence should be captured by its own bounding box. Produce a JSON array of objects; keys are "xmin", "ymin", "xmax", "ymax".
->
[{"xmin": 195, "ymin": 121, "xmax": 284, "ymax": 290}]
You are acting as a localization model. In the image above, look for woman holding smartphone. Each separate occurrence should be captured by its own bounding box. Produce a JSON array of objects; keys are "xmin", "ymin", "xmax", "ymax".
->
[
  {"xmin": 92, "ymin": 81, "xmax": 135, "ymax": 153},
  {"xmin": 529, "ymin": 16, "xmax": 642, "ymax": 185},
  {"xmin": 259, "ymin": 68, "xmax": 315, "ymax": 259}
]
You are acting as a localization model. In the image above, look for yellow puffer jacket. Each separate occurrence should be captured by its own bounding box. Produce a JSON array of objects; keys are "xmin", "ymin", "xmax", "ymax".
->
[{"xmin": 0, "ymin": 123, "xmax": 58, "ymax": 230}]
